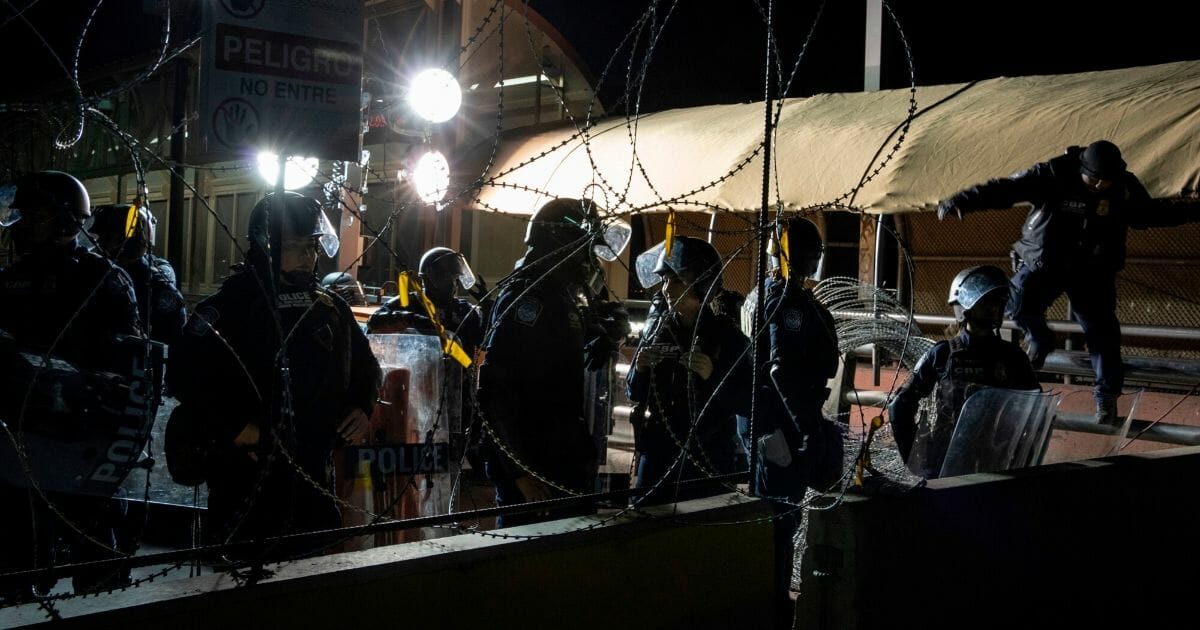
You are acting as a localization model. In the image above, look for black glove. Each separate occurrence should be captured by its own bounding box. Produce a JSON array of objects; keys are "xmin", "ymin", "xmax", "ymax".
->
[
  {"xmin": 468, "ymin": 275, "xmax": 489, "ymax": 302},
  {"xmin": 583, "ymin": 335, "xmax": 615, "ymax": 371},
  {"xmin": 594, "ymin": 301, "xmax": 631, "ymax": 343},
  {"xmin": 366, "ymin": 309, "xmax": 432, "ymax": 334},
  {"xmin": 936, "ymin": 199, "xmax": 962, "ymax": 221}
]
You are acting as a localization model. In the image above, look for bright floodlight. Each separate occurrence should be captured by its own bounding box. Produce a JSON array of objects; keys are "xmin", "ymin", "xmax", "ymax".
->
[
  {"xmin": 408, "ymin": 68, "xmax": 462, "ymax": 124},
  {"xmin": 257, "ymin": 153, "xmax": 319, "ymax": 190},
  {"xmin": 412, "ymin": 150, "xmax": 450, "ymax": 204}
]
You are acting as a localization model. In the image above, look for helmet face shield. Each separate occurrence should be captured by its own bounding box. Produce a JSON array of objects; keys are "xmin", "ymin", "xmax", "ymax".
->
[
  {"xmin": 314, "ymin": 209, "xmax": 339, "ymax": 258},
  {"xmin": 635, "ymin": 240, "xmax": 669, "ymax": 289},
  {"xmin": 636, "ymin": 236, "xmax": 722, "ymax": 298},
  {"xmin": 420, "ymin": 247, "xmax": 476, "ymax": 293},
  {"xmin": 593, "ymin": 220, "xmax": 632, "ymax": 262},
  {"xmin": 248, "ymin": 192, "xmax": 339, "ymax": 259},
  {"xmin": 443, "ymin": 252, "xmax": 476, "ymax": 290}
]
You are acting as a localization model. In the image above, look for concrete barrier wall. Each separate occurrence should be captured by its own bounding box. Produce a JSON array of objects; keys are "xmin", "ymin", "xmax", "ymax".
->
[
  {"xmin": 795, "ymin": 445, "xmax": 1200, "ymax": 628},
  {"xmin": 15, "ymin": 493, "xmax": 776, "ymax": 629}
]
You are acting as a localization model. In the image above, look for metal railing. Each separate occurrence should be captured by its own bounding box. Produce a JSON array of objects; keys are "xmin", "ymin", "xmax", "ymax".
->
[{"xmin": 840, "ymin": 387, "xmax": 1200, "ymax": 447}]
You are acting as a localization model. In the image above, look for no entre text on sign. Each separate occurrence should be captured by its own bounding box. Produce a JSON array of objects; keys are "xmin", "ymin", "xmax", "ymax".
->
[{"xmin": 199, "ymin": 0, "xmax": 365, "ymax": 162}]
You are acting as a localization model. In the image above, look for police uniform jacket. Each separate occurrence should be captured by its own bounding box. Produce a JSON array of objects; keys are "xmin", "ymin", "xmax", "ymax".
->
[
  {"xmin": 762, "ymin": 278, "xmax": 839, "ymax": 440},
  {"xmin": 168, "ymin": 266, "xmax": 380, "ymax": 534},
  {"xmin": 0, "ymin": 243, "xmax": 140, "ymax": 370},
  {"xmin": 477, "ymin": 275, "xmax": 596, "ymax": 489},
  {"xmin": 888, "ymin": 330, "xmax": 1039, "ymax": 473},
  {"xmin": 946, "ymin": 146, "xmax": 1195, "ymax": 274},
  {"xmin": 122, "ymin": 254, "xmax": 186, "ymax": 347},
  {"xmin": 626, "ymin": 305, "xmax": 752, "ymax": 474}
]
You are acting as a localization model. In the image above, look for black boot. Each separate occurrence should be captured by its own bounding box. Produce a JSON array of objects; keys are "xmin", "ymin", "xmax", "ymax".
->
[{"xmin": 1095, "ymin": 396, "xmax": 1120, "ymax": 426}]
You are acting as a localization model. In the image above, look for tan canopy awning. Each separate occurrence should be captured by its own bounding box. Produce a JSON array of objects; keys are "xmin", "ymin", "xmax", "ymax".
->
[{"xmin": 465, "ymin": 60, "xmax": 1200, "ymax": 215}]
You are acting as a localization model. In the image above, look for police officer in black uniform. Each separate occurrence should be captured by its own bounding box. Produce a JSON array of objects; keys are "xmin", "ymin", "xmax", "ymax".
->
[
  {"xmin": 369, "ymin": 246, "xmax": 487, "ymax": 472},
  {"xmin": 367, "ymin": 246, "xmax": 484, "ymax": 354},
  {"xmin": 168, "ymin": 192, "xmax": 380, "ymax": 556},
  {"xmin": 88, "ymin": 202, "xmax": 186, "ymax": 347},
  {"xmin": 476, "ymin": 198, "xmax": 629, "ymax": 527},
  {"xmin": 752, "ymin": 218, "xmax": 842, "ymax": 628},
  {"xmin": 888, "ymin": 265, "xmax": 1040, "ymax": 478},
  {"xmin": 626, "ymin": 235, "xmax": 751, "ymax": 499},
  {"xmin": 0, "ymin": 171, "xmax": 143, "ymax": 600},
  {"xmin": 936, "ymin": 140, "xmax": 1200, "ymax": 424}
]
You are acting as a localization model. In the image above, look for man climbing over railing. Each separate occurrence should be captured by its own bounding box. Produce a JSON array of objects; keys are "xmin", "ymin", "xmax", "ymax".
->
[{"xmin": 936, "ymin": 140, "xmax": 1200, "ymax": 425}]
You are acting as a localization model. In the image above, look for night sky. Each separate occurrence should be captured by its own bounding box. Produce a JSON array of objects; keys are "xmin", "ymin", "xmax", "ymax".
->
[
  {"xmin": 2, "ymin": 2, "xmax": 1198, "ymax": 111},
  {"xmin": 530, "ymin": 0, "xmax": 1200, "ymax": 113}
]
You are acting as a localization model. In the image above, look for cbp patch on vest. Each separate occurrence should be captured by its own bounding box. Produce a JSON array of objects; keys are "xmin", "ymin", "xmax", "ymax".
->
[
  {"xmin": 784, "ymin": 308, "xmax": 803, "ymax": 331},
  {"xmin": 515, "ymin": 299, "xmax": 542, "ymax": 327},
  {"xmin": 1096, "ymin": 199, "xmax": 1110, "ymax": 216},
  {"xmin": 186, "ymin": 306, "xmax": 219, "ymax": 336},
  {"xmin": 994, "ymin": 364, "xmax": 1008, "ymax": 383}
]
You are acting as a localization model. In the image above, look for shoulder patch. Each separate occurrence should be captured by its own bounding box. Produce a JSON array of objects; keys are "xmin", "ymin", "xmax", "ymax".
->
[
  {"xmin": 515, "ymin": 299, "xmax": 542, "ymax": 327},
  {"xmin": 156, "ymin": 287, "xmax": 183, "ymax": 312},
  {"xmin": 783, "ymin": 308, "xmax": 803, "ymax": 331},
  {"xmin": 186, "ymin": 305, "xmax": 220, "ymax": 336}
]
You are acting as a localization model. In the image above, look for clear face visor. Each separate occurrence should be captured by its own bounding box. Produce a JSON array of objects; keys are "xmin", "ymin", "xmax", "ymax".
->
[
  {"xmin": 635, "ymin": 239, "xmax": 670, "ymax": 289},
  {"xmin": 140, "ymin": 206, "xmax": 158, "ymax": 247},
  {"xmin": 592, "ymin": 219, "xmax": 632, "ymax": 262},
  {"xmin": 314, "ymin": 210, "xmax": 340, "ymax": 258},
  {"xmin": 446, "ymin": 252, "xmax": 477, "ymax": 291}
]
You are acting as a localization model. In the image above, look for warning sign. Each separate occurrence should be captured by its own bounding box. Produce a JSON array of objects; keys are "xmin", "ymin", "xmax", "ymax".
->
[{"xmin": 199, "ymin": 0, "xmax": 364, "ymax": 162}]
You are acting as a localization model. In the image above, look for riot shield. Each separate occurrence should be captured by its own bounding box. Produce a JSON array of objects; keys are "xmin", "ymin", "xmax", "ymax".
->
[
  {"xmin": 0, "ymin": 337, "xmax": 164, "ymax": 497},
  {"xmin": 583, "ymin": 361, "xmax": 613, "ymax": 492},
  {"xmin": 939, "ymin": 387, "xmax": 1061, "ymax": 478},
  {"xmin": 336, "ymin": 333, "xmax": 461, "ymax": 547}
]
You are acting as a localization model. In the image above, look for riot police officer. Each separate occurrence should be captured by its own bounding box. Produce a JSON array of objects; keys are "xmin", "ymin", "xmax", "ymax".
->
[
  {"xmin": 476, "ymin": 198, "xmax": 630, "ymax": 527},
  {"xmin": 887, "ymin": 265, "xmax": 1040, "ymax": 478},
  {"xmin": 168, "ymin": 192, "xmax": 380, "ymax": 556},
  {"xmin": 368, "ymin": 246, "xmax": 487, "ymax": 472},
  {"xmin": 755, "ymin": 217, "xmax": 842, "ymax": 628},
  {"xmin": 88, "ymin": 202, "xmax": 186, "ymax": 347},
  {"xmin": 936, "ymin": 140, "xmax": 1200, "ymax": 424},
  {"xmin": 0, "ymin": 170, "xmax": 144, "ymax": 600},
  {"xmin": 367, "ymin": 246, "xmax": 484, "ymax": 355},
  {"xmin": 626, "ymin": 235, "xmax": 751, "ymax": 499}
]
